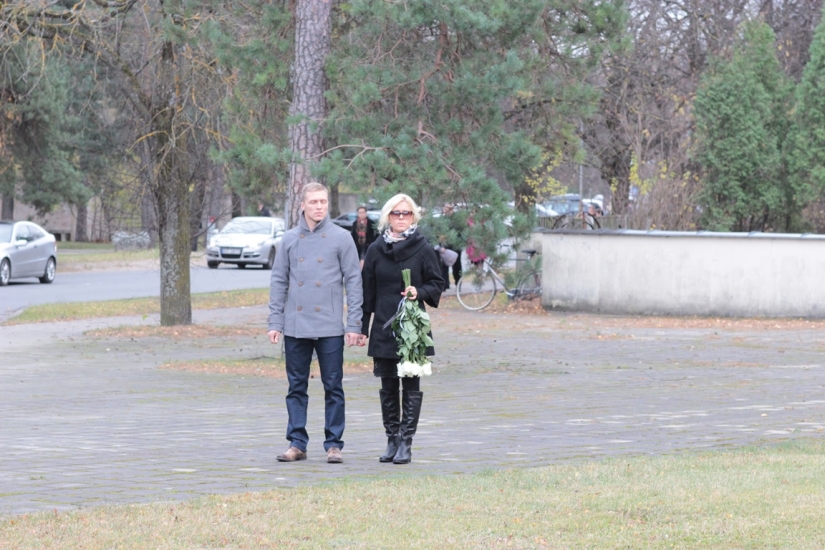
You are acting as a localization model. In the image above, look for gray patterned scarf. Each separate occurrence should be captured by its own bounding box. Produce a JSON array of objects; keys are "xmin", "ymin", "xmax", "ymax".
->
[{"xmin": 382, "ymin": 225, "xmax": 418, "ymax": 244}]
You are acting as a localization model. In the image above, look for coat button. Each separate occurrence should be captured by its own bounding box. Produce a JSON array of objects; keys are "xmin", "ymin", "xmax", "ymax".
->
[
  {"xmin": 316, "ymin": 282, "xmax": 321, "ymax": 287},
  {"xmin": 315, "ymin": 307, "xmax": 321, "ymax": 312},
  {"xmin": 317, "ymin": 257, "xmax": 323, "ymax": 262},
  {"xmin": 299, "ymin": 258, "xmax": 304, "ymax": 262},
  {"xmin": 300, "ymin": 234, "xmax": 305, "ymax": 238},
  {"xmin": 297, "ymin": 306, "xmax": 303, "ymax": 311},
  {"xmin": 322, "ymin": 233, "xmax": 326, "ymax": 238},
  {"xmin": 298, "ymin": 282, "xmax": 304, "ymax": 287}
]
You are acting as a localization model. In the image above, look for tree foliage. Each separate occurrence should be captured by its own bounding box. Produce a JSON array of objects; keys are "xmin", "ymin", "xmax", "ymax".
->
[
  {"xmin": 316, "ymin": 0, "xmax": 624, "ymax": 256},
  {"xmin": 1, "ymin": 0, "xmax": 231, "ymax": 325},
  {"xmin": 0, "ymin": 41, "xmax": 88, "ymax": 216},
  {"xmin": 210, "ymin": 1, "xmax": 294, "ymax": 214},
  {"xmin": 694, "ymin": 21, "xmax": 794, "ymax": 231},
  {"xmin": 787, "ymin": 3, "xmax": 825, "ymax": 225}
]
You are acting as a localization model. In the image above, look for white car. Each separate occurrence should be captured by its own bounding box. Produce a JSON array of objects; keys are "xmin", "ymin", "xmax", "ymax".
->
[
  {"xmin": 0, "ymin": 220, "xmax": 57, "ymax": 286},
  {"xmin": 206, "ymin": 216, "xmax": 285, "ymax": 269}
]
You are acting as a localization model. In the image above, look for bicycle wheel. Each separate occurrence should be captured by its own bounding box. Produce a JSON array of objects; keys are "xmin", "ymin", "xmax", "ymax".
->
[
  {"xmin": 456, "ymin": 269, "xmax": 497, "ymax": 310},
  {"xmin": 516, "ymin": 269, "xmax": 542, "ymax": 300},
  {"xmin": 552, "ymin": 212, "xmax": 599, "ymax": 230}
]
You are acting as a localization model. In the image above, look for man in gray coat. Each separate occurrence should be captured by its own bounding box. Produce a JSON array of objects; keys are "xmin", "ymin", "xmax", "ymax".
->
[{"xmin": 268, "ymin": 182, "xmax": 365, "ymax": 464}]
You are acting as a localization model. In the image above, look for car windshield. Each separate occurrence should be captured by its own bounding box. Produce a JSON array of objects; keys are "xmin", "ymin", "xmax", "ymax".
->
[
  {"xmin": 546, "ymin": 201, "xmax": 580, "ymax": 215},
  {"xmin": 0, "ymin": 225, "xmax": 11, "ymax": 243},
  {"xmin": 221, "ymin": 219, "xmax": 272, "ymax": 235}
]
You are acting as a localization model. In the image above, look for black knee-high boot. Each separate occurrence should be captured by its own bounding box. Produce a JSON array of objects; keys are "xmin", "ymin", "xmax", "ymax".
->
[
  {"xmin": 393, "ymin": 391, "xmax": 423, "ymax": 464},
  {"xmin": 379, "ymin": 390, "xmax": 401, "ymax": 462}
]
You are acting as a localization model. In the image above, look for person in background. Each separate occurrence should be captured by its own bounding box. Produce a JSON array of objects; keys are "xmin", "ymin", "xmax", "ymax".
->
[
  {"xmin": 361, "ymin": 193, "xmax": 444, "ymax": 464},
  {"xmin": 258, "ymin": 203, "xmax": 272, "ymax": 217},
  {"xmin": 587, "ymin": 203, "xmax": 598, "ymax": 217},
  {"xmin": 436, "ymin": 203, "xmax": 463, "ymax": 289},
  {"xmin": 267, "ymin": 182, "xmax": 364, "ymax": 464},
  {"xmin": 350, "ymin": 206, "xmax": 378, "ymax": 268}
]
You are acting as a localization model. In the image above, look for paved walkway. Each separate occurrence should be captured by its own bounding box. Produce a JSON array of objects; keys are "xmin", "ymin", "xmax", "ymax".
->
[{"xmin": 2, "ymin": 304, "xmax": 825, "ymax": 515}]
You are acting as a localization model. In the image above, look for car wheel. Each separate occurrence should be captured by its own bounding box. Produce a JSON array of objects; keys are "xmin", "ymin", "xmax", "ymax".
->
[
  {"xmin": 0, "ymin": 258, "xmax": 10, "ymax": 286},
  {"xmin": 237, "ymin": 263, "xmax": 247, "ymax": 269},
  {"xmin": 39, "ymin": 257, "xmax": 56, "ymax": 284},
  {"xmin": 207, "ymin": 261, "xmax": 219, "ymax": 269},
  {"xmin": 263, "ymin": 248, "xmax": 276, "ymax": 270}
]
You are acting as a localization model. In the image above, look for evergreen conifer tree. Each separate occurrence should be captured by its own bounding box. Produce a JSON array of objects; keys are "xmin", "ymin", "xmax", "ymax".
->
[
  {"xmin": 0, "ymin": 41, "xmax": 88, "ymax": 216},
  {"xmin": 318, "ymin": 0, "xmax": 624, "ymax": 255},
  {"xmin": 210, "ymin": 1, "xmax": 294, "ymax": 215},
  {"xmin": 694, "ymin": 21, "xmax": 793, "ymax": 232},
  {"xmin": 787, "ymin": 4, "xmax": 825, "ymax": 228}
]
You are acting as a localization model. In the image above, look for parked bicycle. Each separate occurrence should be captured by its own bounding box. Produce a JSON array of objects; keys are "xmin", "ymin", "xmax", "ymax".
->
[
  {"xmin": 551, "ymin": 211, "xmax": 600, "ymax": 230},
  {"xmin": 456, "ymin": 248, "xmax": 542, "ymax": 311}
]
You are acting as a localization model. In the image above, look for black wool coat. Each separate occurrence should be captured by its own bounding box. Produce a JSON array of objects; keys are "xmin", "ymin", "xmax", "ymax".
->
[
  {"xmin": 361, "ymin": 231, "xmax": 445, "ymax": 359},
  {"xmin": 350, "ymin": 218, "xmax": 378, "ymax": 257}
]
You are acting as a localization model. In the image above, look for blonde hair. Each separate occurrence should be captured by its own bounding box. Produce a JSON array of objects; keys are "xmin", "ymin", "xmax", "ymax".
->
[
  {"xmin": 378, "ymin": 193, "xmax": 421, "ymax": 232},
  {"xmin": 300, "ymin": 182, "xmax": 328, "ymax": 203}
]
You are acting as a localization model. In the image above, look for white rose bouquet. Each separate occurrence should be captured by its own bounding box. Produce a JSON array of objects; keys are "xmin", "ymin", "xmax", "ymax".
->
[{"xmin": 391, "ymin": 268, "xmax": 433, "ymax": 377}]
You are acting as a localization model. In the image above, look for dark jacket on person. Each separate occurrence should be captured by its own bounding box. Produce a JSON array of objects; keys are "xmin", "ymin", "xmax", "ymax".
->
[
  {"xmin": 350, "ymin": 217, "xmax": 378, "ymax": 257},
  {"xmin": 361, "ymin": 230, "xmax": 445, "ymax": 359}
]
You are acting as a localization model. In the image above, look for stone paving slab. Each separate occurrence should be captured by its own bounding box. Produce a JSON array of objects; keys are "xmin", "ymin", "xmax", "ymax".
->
[{"xmin": 2, "ymin": 305, "xmax": 825, "ymax": 515}]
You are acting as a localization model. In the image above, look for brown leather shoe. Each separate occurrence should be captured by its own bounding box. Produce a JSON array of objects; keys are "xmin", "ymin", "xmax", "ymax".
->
[
  {"xmin": 327, "ymin": 447, "xmax": 343, "ymax": 464},
  {"xmin": 276, "ymin": 446, "xmax": 307, "ymax": 462}
]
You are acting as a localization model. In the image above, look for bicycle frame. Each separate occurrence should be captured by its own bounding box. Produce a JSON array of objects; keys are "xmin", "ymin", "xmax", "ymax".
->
[
  {"xmin": 475, "ymin": 260, "xmax": 513, "ymax": 296},
  {"xmin": 456, "ymin": 248, "xmax": 541, "ymax": 311},
  {"xmin": 476, "ymin": 256, "xmax": 538, "ymax": 299}
]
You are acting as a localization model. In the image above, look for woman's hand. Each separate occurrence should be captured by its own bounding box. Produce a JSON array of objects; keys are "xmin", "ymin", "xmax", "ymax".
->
[{"xmin": 402, "ymin": 286, "xmax": 418, "ymax": 300}]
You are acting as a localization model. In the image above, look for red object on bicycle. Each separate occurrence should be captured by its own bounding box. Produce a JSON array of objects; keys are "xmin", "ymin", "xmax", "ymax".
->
[
  {"xmin": 465, "ymin": 216, "xmax": 487, "ymax": 263},
  {"xmin": 466, "ymin": 244, "xmax": 486, "ymax": 263}
]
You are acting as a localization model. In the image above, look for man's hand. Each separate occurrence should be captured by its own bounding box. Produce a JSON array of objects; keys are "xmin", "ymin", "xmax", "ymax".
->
[
  {"xmin": 345, "ymin": 332, "xmax": 362, "ymax": 347},
  {"xmin": 357, "ymin": 334, "xmax": 368, "ymax": 347},
  {"xmin": 268, "ymin": 330, "xmax": 282, "ymax": 344}
]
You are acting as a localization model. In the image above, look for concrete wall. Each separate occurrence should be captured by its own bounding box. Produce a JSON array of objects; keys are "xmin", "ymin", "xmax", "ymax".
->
[{"xmin": 536, "ymin": 230, "xmax": 825, "ymax": 318}]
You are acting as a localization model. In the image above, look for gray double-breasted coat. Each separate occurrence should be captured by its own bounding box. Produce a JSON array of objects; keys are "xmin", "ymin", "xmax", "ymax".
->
[{"xmin": 268, "ymin": 214, "xmax": 363, "ymax": 338}]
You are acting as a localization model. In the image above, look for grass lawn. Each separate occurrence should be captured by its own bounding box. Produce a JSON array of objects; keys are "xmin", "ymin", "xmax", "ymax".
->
[
  {"xmin": 55, "ymin": 242, "xmax": 118, "ymax": 250},
  {"xmin": 1, "ymin": 441, "xmax": 824, "ymax": 548},
  {"xmin": 59, "ymin": 248, "xmax": 159, "ymax": 267},
  {"xmin": 3, "ymin": 288, "xmax": 269, "ymax": 325}
]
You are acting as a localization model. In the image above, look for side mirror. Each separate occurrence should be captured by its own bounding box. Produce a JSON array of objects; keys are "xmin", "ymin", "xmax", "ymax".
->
[
  {"xmin": 15, "ymin": 239, "xmax": 27, "ymax": 247},
  {"xmin": 275, "ymin": 230, "xmax": 284, "ymax": 238}
]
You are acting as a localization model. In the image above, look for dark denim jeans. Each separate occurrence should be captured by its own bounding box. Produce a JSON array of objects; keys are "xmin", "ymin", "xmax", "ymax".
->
[{"xmin": 283, "ymin": 335, "xmax": 345, "ymax": 452}]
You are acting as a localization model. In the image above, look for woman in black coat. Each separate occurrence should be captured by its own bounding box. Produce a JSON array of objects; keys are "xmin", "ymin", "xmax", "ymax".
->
[{"xmin": 361, "ymin": 193, "xmax": 445, "ymax": 464}]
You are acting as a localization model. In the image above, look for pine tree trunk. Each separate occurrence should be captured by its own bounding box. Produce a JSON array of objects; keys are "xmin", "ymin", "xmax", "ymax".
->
[
  {"xmin": 139, "ymin": 141, "xmax": 159, "ymax": 246},
  {"xmin": 287, "ymin": 0, "xmax": 331, "ymax": 226},
  {"xmin": 190, "ymin": 178, "xmax": 206, "ymax": 252},
  {"xmin": 600, "ymin": 148, "xmax": 632, "ymax": 215},
  {"xmin": 329, "ymin": 183, "xmax": 339, "ymax": 217},
  {"xmin": 1, "ymin": 194, "xmax": 13, "ymax": 220},
  {"xmin": 231, "ymin": 191, "xmax": 242, "ymax": 218},
  {"xmin": 155, "ymin": 38, "xmax": 192, "ymax": 327},
  {"xmin": 75, "ymin": 201, "xmax": 88, "ymax": 242}
]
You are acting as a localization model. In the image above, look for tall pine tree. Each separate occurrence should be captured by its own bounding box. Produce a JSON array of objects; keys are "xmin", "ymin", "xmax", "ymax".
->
[
  {"xmin": 788, "ymin": 4, "xmax": 825, "ymax": 229},
  {"xmin": 0, "ymin": 41, "xmax": 88, "ymax": 218},
  {"xmin": 319, "ymin": 0, "xmax": 624, "ymax": 255},
  {"xmin": 694, "ymin": 21, "xmax": 793, "ymax": 232}
]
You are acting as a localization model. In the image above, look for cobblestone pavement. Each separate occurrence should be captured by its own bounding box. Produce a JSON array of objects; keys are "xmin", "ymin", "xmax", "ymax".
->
[{"xmin": 2, "ymin": 303, "xmax": 825, "ymax": 515}]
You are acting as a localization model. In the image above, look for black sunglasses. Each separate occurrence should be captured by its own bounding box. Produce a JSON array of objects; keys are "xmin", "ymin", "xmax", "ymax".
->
[{"xmin": 389, "ymin": 210, "xmax": 413, "ymax": 218}]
